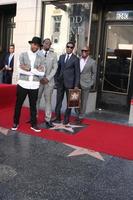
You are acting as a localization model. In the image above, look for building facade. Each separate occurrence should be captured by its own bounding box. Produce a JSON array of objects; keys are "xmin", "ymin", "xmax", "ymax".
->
[{"xmin": 0, "ymin": 0, "xmax": 133, "ymax": 116}]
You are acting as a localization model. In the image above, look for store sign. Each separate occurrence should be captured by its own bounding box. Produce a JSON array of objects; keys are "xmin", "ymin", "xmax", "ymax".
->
[
  {"xmin": 106, "ymin": 11, "xmax": 133, "ymax": 21},
  {"xmin": 116, "ymin": 12, "xmax": 129, "ymax": 20}
]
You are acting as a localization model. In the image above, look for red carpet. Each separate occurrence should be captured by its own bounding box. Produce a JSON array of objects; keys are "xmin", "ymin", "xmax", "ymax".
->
[
  {"xmin": 1, "ymin": 106, "xmax": 133, "ymax": 160},
  {"xmin": 0, "ymin": 84, "xmax": 133, "ymax": 160},
  {"xmin": 0, "ymin": 84, "xmax": 16, "ymax": 109}
]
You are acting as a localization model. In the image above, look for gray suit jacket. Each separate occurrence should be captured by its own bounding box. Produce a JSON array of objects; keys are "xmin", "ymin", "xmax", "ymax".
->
[
  {"xmin": 19, "ymin": 52, "xmax": 45, "ymax": 69},
  {"xmin": 19, "ymin": 51, "xmax": 45, "ymax": 81},
  {"xmin": 80, "ymin": 57, "xmax": 97, "ymax": 89},
  {"xmin": 39, "ymin": 49, "xmax": 58, "ymax": 87}
]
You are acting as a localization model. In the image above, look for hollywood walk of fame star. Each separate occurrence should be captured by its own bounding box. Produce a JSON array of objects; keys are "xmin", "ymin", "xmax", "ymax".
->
[
  {"xmin": 64, "ymin": 143, "xmax": 104, "ymax": 161},
  {"xmin": 70, "ymin": 93, "xmax": 79, "ymax": 100},
  {"xmin": 51, "ymin": 122, "xmax": 84, "ymax": 133},
  {"xmin": 0, "ymin": 126, "xmax": 9, "ymax": 135}
]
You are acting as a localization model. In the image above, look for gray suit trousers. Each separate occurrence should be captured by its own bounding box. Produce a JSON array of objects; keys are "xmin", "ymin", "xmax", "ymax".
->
[
  {"xmin": 79, "ymin": 88, "xmax": 90, "ymax": 119},
  {"xmin": 37, "ymin": 84, "xmax": 54, "ymax": 122}
]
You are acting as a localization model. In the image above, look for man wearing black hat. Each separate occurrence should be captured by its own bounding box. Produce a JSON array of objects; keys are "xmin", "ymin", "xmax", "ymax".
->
[{"xmin": 11, "ymin": 36, "xmax": 45, "ymax": 132}]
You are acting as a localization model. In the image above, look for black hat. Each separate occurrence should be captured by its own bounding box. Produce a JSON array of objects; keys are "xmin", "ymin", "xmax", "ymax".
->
[{"xmin": 28, "ymin": 36, "xmax": 42, "ymax": 46}]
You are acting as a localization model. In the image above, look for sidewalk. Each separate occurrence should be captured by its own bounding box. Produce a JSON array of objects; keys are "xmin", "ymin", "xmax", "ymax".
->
[{"xmin": 0, "ymin": 130, "xmax": 133, "ymax": 200}]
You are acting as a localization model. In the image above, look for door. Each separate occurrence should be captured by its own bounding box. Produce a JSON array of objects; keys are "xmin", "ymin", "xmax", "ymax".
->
[
  {"xmin": 97, "ymin": 24, "xmax": 133, "ymax": 113},
  {"xmin": 0, "ymin": 4, "xmax": 16, "ymax": 50}
]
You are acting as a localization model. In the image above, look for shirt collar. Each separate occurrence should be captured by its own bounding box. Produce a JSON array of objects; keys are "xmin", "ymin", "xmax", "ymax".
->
[
  {"xmin": 9, "ymin": 53, "xmax": 14, "ymax": 56},
  {"xmin": 81, "ymin": 55, "xmax": 89, "ymax": 60},
  {"xmin": 42, "ymin": 49, "xmax": 49, "ymax": 55},
  {"xmin": 66, "ymin": 53, "xmax": 72, "ymax": 57}
]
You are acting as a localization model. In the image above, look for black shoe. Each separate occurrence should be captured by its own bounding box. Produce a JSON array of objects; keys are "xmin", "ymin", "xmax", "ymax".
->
[
  {"xmin": 45, "ymin": 121, "xmax": 54, "ymax": 128},
  {"xmin": 63, "ymin": 120, "xmax": 69, "ymax": 125},
  {"xmin": 11, "ymin": 124, "xmax": 18, "ymax": 131},
  {"xmin": 75, "ymin": 117, "xmax": 83, "ymax": 124},
  {"xmin": 52, "ymin": 117, "xmax": 61, "ymax": 123},
  {"xmin": 30, "ymin": 125, "xmax": 41, "ymax": 132}
]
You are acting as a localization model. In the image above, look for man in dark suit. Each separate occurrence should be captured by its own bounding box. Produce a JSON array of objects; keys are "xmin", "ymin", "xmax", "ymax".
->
[
  {"xmin": 53, "ymin": 41, "xmax": 80, "ymax": 125},
  {"xmin": 0, "ymin": 46, "xmax": 6, "ymax": 83},
  {"xmin": 3, "ymin": 44, "xmax": 15, "ymax": 84}
]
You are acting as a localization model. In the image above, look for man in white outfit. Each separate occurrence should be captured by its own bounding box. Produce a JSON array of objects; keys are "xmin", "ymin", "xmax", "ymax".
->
[{"xmin": 11, "ymin": 37, "xmax": 45, "ymax": 132}]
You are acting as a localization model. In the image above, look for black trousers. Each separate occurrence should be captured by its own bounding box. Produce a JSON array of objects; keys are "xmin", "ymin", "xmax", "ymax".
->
[
  {"xmin": 13, "ymin": 85, "xmax": 38, "ymax": 126},
  {"xmin": 55, "ymin": 82, "xmax": 71, "ymax": 123},
  {"xmin": 3, "ymin": 71, "xmax": 13, "ymax": 84}
]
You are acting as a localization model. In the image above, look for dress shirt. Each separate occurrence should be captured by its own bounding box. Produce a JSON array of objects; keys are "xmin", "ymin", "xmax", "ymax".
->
[
  {"xmin": 80, "ymin": 56, "xmax": 89, "ymax": 72},
  {"xmin": 8, "ymin": 53, "xmax": 14, "ymax": 66},
  {"xmin": 42, "ymin": 49, "xmax": 49, "ymax": 57},
  {"xmin": 18, "ymin": 50, "xmax": 44, "ymax": 90},
  {"xmin": 65, "ymin": 53, "xmax": 72, "ymax": 62}
]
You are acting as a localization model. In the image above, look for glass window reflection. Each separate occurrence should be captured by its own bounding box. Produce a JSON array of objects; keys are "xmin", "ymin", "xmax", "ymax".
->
[
  {"xmin": 102, "ymin": 25, "xmax": 133, "ymax": 94},
  {"xmin": 42, "ymin": 2, "xmax": 92, "ymax": 57}
]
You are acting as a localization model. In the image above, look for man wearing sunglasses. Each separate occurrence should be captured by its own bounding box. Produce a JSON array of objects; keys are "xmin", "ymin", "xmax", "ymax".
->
[
  {"xmin": 53, "ymin": 41, "xmax": 80, "ymax": 125},
  {"xmin": 76, "ymin": 46, "xmax": 97, "ymax": 122}
]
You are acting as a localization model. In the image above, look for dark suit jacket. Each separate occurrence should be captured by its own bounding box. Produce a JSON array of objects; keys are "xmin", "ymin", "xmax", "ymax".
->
[
  {"xmin": 4, "ymin": 53, "xmax": 14, "ymax": 72},
  {"xmin": 3, "ymin": 53, "xmax": 14, "ymax": 83},
  {"xmin": 0, "ymin": 51, "xmax": 6, "ymax": 70},
  {"xmin": 55, "ymin": 54, "xmax": 80, "ymax": 89}
]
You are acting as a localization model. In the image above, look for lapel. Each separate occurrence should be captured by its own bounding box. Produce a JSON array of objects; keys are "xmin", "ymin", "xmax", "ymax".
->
[
  {"xmin": 64, "ymin": 53, "xmax": 74, "ymax": 68},
  {"xmin": 34, "ymin": 53, "xmax": 40, "ymax": 68},
  {"xmin": 25, "ymin": 52, "xmax": 31, "ymax": 66},
  {"xmin": 68, "ymin": 53, "xmax": 74, "ymax": 64},
  {"xmin": 6, "ymin": 54, "xmax": 10, "ymax": 64},
  {"xmin": 46, "ymin": 51, "xmax": 53, "ymax": 66},
  {"xmin": 82, "ymin": 57, "xmax": 91, "ymax": 73},
  {"xmin": 62, "ymin": 54, "xmax": 66, "ymax": 65},
  {"xmin": 6, "ymin": 54, "xmax": 14, "ymax": 67}
]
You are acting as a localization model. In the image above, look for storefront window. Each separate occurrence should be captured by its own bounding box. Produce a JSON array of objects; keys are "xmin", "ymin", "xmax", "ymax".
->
[{"xmin": 42, "ymin": 1, "xmax": 92, "ymax": 57}]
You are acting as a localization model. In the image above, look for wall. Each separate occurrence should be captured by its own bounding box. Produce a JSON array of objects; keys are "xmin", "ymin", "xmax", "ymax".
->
[
  {"xmin": 0, "ymin": 0, "xmax": 17, "ymax": 5},
  {"xmin": 0, "ymin": 0, "xmax": 97, "ymax": 114},
  {"xmin": 42, "ymin": 4, "xmax": 70, "ymax": 58},
  {"xmin": 13, "ymin": 0, "xmax": 42, "ymax": 83},
  {"xmin": 0, "ymin": 0, "xmax": 43, "ymax": 83}
]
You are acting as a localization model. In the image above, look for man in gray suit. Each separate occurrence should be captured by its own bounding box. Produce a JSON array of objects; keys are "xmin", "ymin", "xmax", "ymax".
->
[
  {"xmin": 37, "ymin": 38, "xmax": 58, "ymax": 128},
  {"xmin": 77, "ymin": 46, "xmax": 97, "ymax": 121}
]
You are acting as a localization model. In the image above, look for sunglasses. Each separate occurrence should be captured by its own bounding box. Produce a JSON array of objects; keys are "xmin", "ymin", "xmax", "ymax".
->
[
  {"xmin": 66, "ymin": 45, "xmax": 74, "ymax": 49},
  {"xmin": 81, "ymin": 50, "xmax": 89, "ymax": 52}
]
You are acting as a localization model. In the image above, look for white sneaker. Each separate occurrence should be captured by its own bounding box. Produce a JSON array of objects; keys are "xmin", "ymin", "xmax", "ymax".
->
[
  {"xmin": 30, "ymin": 125, "xmax": 41, "ymax": 132},
  {"xmin": 11, "ymin": 124, "xmax": 18, "ymax": 131}
]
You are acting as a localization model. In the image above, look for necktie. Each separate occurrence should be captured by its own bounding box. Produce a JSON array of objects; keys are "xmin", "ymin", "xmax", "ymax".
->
[
  {"xmin": 65, "ymin": 54, "xmax": 69, "ymax": 63},
  {"xmin": 44, "ymin": 51, "xmax": 47, "ymax": 57}
]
